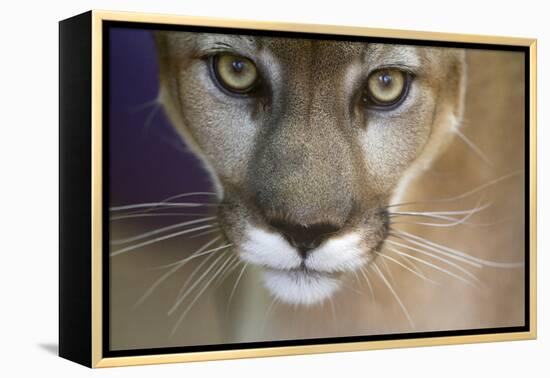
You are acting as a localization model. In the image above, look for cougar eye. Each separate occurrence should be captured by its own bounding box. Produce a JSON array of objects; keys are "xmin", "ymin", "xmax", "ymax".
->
[
  {"xmin": 363, "ymin": 68, "xmax": 410, "ymax": 108},
  {"xmin": 212, "ymin": 54, "xmax": 259, "ymax": 94}
]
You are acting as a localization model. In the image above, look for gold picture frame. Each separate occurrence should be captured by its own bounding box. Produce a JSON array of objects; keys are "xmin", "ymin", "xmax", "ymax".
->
[{"xmin": 59, "ymin": 9, "xmax": 537, "ymax": 368}]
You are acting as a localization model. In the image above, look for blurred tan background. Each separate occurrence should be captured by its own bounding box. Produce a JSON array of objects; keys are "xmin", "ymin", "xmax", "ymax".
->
[{"xmin": 110, "ymin": 48, "xmax": 525, "ymax": 350}]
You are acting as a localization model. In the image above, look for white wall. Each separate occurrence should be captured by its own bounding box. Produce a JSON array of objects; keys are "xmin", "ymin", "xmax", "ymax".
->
[{"xmin": 1, "ymin": 0, "xmax": 547, "ymax": 376}]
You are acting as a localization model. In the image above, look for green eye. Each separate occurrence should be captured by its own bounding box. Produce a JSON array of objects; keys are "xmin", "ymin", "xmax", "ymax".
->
[
  {"xmin": 364, "ymin": 68, "xmax": 409, "ymax": 108},
  {"xmin": 212, "ymin": 54, "xmax": 259, "ymax": 94}
]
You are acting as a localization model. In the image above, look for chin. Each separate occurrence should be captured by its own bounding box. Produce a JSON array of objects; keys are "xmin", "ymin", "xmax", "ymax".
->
[{"xmin": 262, "ymin": 268, "xmax": 341, "ymax": 305}]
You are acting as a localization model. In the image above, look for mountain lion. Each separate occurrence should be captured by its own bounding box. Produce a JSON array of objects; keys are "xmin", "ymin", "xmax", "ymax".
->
[{"xmin": 110, "ymin": 30, "xmax": 525, "ymax": 347}]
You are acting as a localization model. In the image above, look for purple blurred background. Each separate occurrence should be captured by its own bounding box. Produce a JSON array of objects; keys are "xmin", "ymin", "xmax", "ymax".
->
[{"xmin": 109, "ymin": 27, "xmax": 212, "ymax": 206}]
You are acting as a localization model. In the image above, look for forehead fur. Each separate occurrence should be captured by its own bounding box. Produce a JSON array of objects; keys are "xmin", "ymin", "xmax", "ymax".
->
[
  {"xmin": 158, "ymin": 31, "xmax": 461, "ymax": 69},
  {"xmin": 155, "ymin": 29, "xmax": 465, "ymax": 208}
]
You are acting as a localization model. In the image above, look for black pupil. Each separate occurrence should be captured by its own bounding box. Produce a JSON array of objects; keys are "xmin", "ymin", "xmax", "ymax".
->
[
  {"xmin": 380, "ymin": 72, "xmax": 392, "ymax": 86},
  {"xmin": 232, "ymin": 59, "xmax": 245, "ymax": 73}
]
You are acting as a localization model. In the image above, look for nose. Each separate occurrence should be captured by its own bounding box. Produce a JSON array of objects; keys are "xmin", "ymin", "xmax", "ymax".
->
[{"xmin": 268, "ymin": 220, "xmax": 341, "ymax": 257}]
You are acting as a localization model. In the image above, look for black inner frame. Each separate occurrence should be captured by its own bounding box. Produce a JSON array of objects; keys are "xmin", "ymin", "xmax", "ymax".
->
[{"xmin": 102, "ymin": 20, "xmax": 531, "ymax": 358}]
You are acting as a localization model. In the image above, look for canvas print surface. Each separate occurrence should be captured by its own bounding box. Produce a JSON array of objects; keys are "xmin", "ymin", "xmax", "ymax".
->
[{"xmin": 107, "ymin": 26, "xmax": 526, "ymax": 351}]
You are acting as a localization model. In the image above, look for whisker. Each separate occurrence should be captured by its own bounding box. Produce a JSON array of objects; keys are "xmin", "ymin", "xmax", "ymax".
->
[
  {"xmin": 389, "ymin": 234, "xmax": 482, "ymax": 270},
  {"xmin": 385, "ymin": 171, "xmax": 521, "ymax": 209},
  {"xmin": 110, "ymin": 202, "xmax": 219, "ymax": 212},
  {"xmin": 168, "ymin": 251, "xmax": 230, "ymax": 316},
  {"xmin": 390, "ymin": 201, "xmax": 491, "ymax": 228},
  {"xmin": 152, "ymin": 241, "xmax": 230, "ymax": 270},
  {"xmin": 170, "ymin": 253, "xmax": 235, "ymax": 336},
  {"xmin": 170, "ymin": 247, "xmax": 221, "ymax": 299},
  {"xmin": 378, "ymin": 252, "xmax": 396, "ymax": 284},
  {"xmin": 110, "ymin": 224, "xmax": 215, "ymax": 257},
  {"xmin": 133, "ymin": 237, "xmax": 221, "ymax": 308},
  {"xmin": 360, "ymin": 266, "xmax": 376, "ymax": 300},
  {"xmin": 213, "ymin": 255, "xmax": 241, "ymax": 288},
  {"xmin": 395, "ymin": 252, "xmax": 425, "ymax": 276},
  {"xmin": 342, "ymin": 280, "xmax": 366, "ymax": 296},
  {"xmin": 376, "ymin": 252, "xmax": 438, "ymax": 285},
  {"xmin": 226, "ymin": 263, "xmax": 248, "ymax": 313},
  {"xmin": 110, "ymin": 212, "xmax": 213, "ymax": 221},
  {"xmin": 110, "ymin": 191, "xmax": 218, "ymax": 218},
  {"xmin": 389, "ymin": 201, "xmax": 490, "ymax": 221},
  {"xmin": 187, "ymin": 228, "xmax": 222, "ymax": 239},
  {"xmin": 386, "ymin": 246, "xmax": 478, "ymax": 288},
  {"xmin": 390, "ymin": 219, "xmax": 510, "ymax": 228},
  {"xmin": 372, "ymin": 262, "xmax": 415, "ymax": 329},
  {"xmin": 395, "ymin": 230, "xmax": 524, "ymax": 268},
  {"xmin": 351, "ymin": 269, "xmax": 361, "ymax": 285},
  {"xmin": 141, "ymin": 103, "xmax": 162, "ymax": 135},
  {"xmin": 158, "ymin": 191, "xmax": 218, "ymax": 203},
  {"xmin": 455, "ymin": 128, "xmax": 493, "ymax": 166},
  {"xmin": 129, "ymin": 97, "xmax": 160, "ymax": 113},
  {"xmin": 390, "ymin": 213, "xmax": 462, "ymax": 222},
  {"xmin": 111, "ymin": 217, "xmax": 217, "ymax": 245},
  {"xmin": 391, "ymin": 208, "xmax": 488, "ymax": 217},
  {"xmin": 386, "ymin": 238, "xmax": 482, "ymax": 283}
]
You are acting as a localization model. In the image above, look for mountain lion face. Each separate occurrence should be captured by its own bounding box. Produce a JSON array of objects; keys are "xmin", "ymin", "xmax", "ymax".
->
[{"xmin": 155, "ymin": 32, "xmax": 466, "ymax": 305}]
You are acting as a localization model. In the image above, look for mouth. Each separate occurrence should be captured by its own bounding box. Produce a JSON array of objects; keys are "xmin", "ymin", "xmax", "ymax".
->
[{"xmin": 238, "ymin": 224, "xmax": 373, "ymax": 305}]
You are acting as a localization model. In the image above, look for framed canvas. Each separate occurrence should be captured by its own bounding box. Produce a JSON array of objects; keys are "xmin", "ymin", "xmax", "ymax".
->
[{"xmin": 59, "ymin": 10, "xmax": 537, "ymax": 368}]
